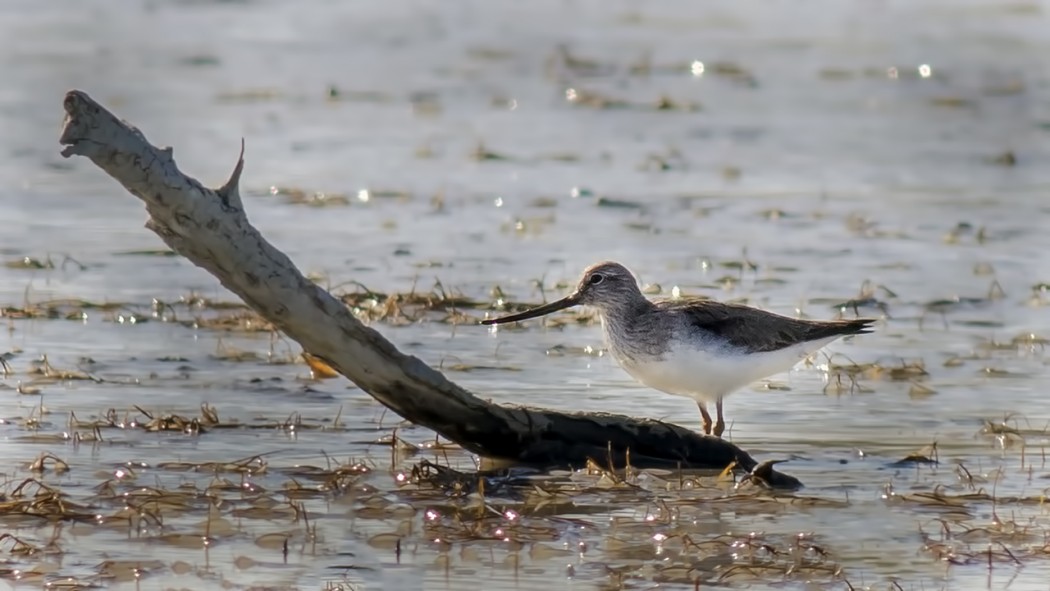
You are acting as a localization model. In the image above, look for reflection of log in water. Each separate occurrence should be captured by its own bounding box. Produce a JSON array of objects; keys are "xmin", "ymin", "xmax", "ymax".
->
[{"xmin": 57, "ymin": 90, "xmax": 801, "ymax": 490}]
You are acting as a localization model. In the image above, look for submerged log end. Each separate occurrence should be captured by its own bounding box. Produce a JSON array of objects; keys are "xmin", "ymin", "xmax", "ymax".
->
[{"xmin": 508, "ymin": 408, "xmax": 804, "ymax": 490}]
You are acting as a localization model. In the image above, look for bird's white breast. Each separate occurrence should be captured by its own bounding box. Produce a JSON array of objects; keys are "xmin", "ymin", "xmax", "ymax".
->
[{"xmin": 612, "ymin": 336, "xmax": 840, "ymax": 404}]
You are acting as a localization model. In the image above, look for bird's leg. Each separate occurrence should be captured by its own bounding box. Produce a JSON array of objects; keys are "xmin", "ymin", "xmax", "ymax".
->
[
  {"xmin": 697, "ymin": 402, "xmax": 713, "ymax": 435},
  {"xmin": 713, "ymin": 398, "xmax": 726, "ymax": 438}
]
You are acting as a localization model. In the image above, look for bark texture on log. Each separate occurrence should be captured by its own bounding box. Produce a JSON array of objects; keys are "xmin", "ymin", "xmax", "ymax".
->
[{"xmin": 58, "ymin": 90, "xmax": 802, "ymax": 489}]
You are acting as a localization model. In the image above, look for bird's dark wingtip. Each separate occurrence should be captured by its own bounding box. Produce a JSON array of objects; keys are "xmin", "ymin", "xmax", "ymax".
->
[{"xmin": 845, "ymin": 317, "xmax": 879, "ymax": 335}]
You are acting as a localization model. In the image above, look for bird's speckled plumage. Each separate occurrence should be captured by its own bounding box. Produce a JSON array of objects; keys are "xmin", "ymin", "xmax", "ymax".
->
[{"xmin": 482, "ymin": 261, "xmax": 876, "ymax": 436}]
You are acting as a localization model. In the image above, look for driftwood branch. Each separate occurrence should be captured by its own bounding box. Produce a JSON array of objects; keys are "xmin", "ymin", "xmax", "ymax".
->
[{"xmin": 57, "ymin": 90, "xmax": 802, "ymax": 489}]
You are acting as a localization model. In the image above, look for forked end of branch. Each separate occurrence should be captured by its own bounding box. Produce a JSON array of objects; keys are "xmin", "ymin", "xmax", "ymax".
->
[{"xmin": 59, "ymin": 90, "xmax": 100, "ymax": 159}]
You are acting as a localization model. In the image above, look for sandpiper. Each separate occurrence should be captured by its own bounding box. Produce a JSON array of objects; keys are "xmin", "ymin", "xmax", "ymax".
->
[{"xmin": 482, "ymin": 261, "xmax": 875, "ymax": 437}]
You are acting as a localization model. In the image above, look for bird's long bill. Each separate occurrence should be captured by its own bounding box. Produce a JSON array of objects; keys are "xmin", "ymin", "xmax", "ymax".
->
[{"xmin": 480, "ymin": 294, "xmax": 579, "ymax": 325}]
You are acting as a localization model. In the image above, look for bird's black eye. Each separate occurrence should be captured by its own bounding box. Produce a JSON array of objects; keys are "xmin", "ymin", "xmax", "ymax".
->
[{"xmin": 589, "ymin": 273, "xmax": 604, "ymax": 285}]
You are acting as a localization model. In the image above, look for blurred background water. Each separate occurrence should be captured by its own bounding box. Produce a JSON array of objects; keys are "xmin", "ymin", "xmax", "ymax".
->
[{"xmin": 2, "ymin": 0, "xmax": 1050, "ymax": 589}]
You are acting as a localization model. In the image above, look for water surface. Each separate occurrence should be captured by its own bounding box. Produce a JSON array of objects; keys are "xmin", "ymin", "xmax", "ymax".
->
[{"xmin": 3, "ymin": 0, "xmax": 1050, "ymax": 589}]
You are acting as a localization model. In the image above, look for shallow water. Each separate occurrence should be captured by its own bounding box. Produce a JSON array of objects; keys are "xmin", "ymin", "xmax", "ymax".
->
[{"xmin": 3, "ymin": 0, "xmax": 1050, "ymax": 589}]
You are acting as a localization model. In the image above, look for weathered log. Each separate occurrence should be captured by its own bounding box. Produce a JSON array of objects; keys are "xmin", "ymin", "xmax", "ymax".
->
[{"xmin": 57, "ymin": 90, "xmax": 802, "ymax": 489}]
